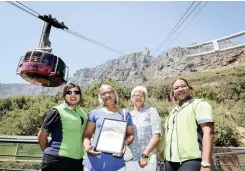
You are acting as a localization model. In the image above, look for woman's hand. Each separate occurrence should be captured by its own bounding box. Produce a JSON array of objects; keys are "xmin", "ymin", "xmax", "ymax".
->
[
  {"xmin": 86, "ymin": 145, "xmax": 101, "ymax": 156},
  {"xmin": 139, "ymin": 157, "xmax": 148, "ymax": 168},
  {"xmin": 112, "ymin": 145, "xmax": 126, "ymax": 158},
  {"xmin": 112, "ymin": 152, "xmax": 123, "ymax": 158},
  {"xmin": 83, "ymin": 122, "xmax": 101, "ymax": 156}
]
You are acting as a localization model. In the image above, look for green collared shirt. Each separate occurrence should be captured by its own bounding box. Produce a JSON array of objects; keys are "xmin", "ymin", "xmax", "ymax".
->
[
  {"xmin": 164, "ymin": 98, "xmax": 213, "ymax": 162},
  {"xmin": 41, "ymin": 102, "xmax": 87, "ymax": 159}
]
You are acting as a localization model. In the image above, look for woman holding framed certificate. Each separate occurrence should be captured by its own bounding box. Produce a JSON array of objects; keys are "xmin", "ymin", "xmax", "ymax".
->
[
  {"xmin": 83, "ymin": 84, "xmax": 134, "ymax": 171},
  {"xmin": 126, "ymin": 86, "xmax": 162, "ymax": 171}
]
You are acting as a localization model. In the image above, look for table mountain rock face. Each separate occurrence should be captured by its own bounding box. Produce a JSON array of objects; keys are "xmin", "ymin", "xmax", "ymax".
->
[{"xmin": 1, "ymin": 42, "xmax": 245, "ymax": 98}]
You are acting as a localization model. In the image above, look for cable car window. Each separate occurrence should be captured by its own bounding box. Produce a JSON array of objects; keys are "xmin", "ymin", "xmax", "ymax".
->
[
  {"xmin": 57, "ymin": 58, "xmax": 66, "ymax": 79},
  {"xmin": 31, "ymin": 52, "xmax": 43, "ymax": 62},
  {"xmin": 24, "ymin": 52, "xmax": 32, "ymax": 62},
  {"xmin": 52, "ymin": 56, "xmax": 57, "ymax": 72},
  {"xmin": 19, "ymin": 56, "xmax": 24, "ymax": 67},
  {"xmin": 42, "ymin": 54, "xmax": 53, "ymax": 67}
]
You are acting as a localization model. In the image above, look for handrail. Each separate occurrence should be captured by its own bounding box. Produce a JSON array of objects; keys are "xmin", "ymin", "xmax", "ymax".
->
[
  {"xmin": 2, "ymin": 135, "xmax": 245, "ymax": 171},
  {"xmin": 215, "ymin": 147, "xmax": 245, "ymax": 150},
  {"xmin": 0, "ymin": 135, "xmax": 51, "ymax": 142},
  {"xmin": 186, "ymin": 44, "xmax": 245, "ymax": 58},
  {"xmin": 0, "ymin": 168, "xmax": 40, "ymax": 171},
  {"xmin": 0, "ymin": 135, "xmax": 38, "ymax": 139},
  {"xmin": 186, "ymin": 30, "xmax": 245, "ymax": 48},
  {"xmin": 214, "ymin": 150, "xmax": 245, "ymax": 156},
  {"xmin": 0, "ymin": 154, "xmax": 41, "ymax": 158},
  {"xmin": 185, "ymin": 29, "xmax": 245, "ymax": 58},
  {"xmin": 0, "ymin": 139, "xmax": 38, "ymax": 144}
]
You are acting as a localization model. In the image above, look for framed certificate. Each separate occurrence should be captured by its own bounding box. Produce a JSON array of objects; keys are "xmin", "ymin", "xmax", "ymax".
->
[{"xmin": 94, "ymin": 118, "xmax": 127, "ymax": 154}]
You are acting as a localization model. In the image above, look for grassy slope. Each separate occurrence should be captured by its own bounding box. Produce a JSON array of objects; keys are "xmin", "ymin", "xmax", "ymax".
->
[{"xmin": 149, "ymin": 61, "xmax": 245, "ymax": 86}]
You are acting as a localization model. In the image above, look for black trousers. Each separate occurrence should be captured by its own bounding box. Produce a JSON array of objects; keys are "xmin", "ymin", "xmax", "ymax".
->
[
  {"xmin": 41, "ymin": 153, "xmax": 83, "ymax": 171},
  {"xmin": 165, "ymin": 159, "xmax": 201, "ymax": 171}
]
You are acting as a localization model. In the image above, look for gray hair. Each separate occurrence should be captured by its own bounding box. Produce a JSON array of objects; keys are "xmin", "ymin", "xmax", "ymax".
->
[
  {"xmin": 131, "ymin": 85, "xmax": 148, "ymax": 100},
  {"xmin": 98, "ymin": 84, "xmax": 119, "ymax": 106}
]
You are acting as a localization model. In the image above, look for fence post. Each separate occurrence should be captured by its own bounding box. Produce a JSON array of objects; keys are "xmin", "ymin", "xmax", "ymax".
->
[
  {"xmin": 14, "ymin": 140, "xmax": 19, "ymax": 161},
  {"xmin": 214, "ymin": 156, "xmax": 222, "ymax": 171}
]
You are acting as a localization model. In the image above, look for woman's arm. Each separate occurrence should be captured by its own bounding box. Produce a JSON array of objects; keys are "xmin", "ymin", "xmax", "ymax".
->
[
  {"xmin": 142, "ymin": 133, "xmax": 161, "ymax": 155},
  {"xmin": 156, "ymin": 129, "xmax": 165, "ymax": 161},
  {"xmin": 83, "ymin": 122, "xmax": 101, "ymax": 155},
  {"xmin": 201, "ymin": 123, "xmax": 214, "ymax": 165},
  {"xmin": 140, "ymin": 107, "xmax": 162, "ymax": 168},
  {"xmin": 125, "ymin": 125, "xmax": 134, "ymax": 145},
  {"xmin": 38, "ymin": 131, "xmax": 49, "ymax": 152},
  {"xmin": 37, "ymin": 108, "xmax": 60, "ymax": 152},
  {"xmin": 139, "ymin": 133, "xmax": 161, "ymax": 168},
  {"xmin": 143, "ymin": 107, "xmax": 162, "ymax": 155},
  {"xmin": 195, "ymin": 101, "xmax": 214, "ymax": 168}
]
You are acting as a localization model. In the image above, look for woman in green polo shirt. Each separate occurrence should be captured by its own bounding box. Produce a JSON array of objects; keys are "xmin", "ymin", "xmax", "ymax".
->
[
  {"xmin": 164, "ymin": 78, "xmax": 214, "ymax": 171},
  {"xmin": 38, "ymin": 83, "xmax": 87, "ymax": 171}
]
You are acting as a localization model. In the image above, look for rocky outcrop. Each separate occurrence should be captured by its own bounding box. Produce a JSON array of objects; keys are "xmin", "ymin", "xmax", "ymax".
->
[{"xmin": 1, "ymin": 42, "xmax": 245, "ymax": 98}]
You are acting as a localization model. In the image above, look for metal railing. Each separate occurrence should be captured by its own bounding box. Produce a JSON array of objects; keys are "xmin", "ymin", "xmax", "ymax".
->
[
  {"xmin": 186, "ymin": 29, "xmax": 245, "ymax": 58},
  {"xmin": 0, "ymin": 135, "xmax": 43, "ymax": 163},
  {"xmin": 0, "ymin": 169, "xmax": 39, "ymax": 171},
  {"xmin": 213, "ymin": 147, "xmax": 245, "ymax": 171},
  {"xmin": 1, "ymin": 135, "xmax": 245, "ymax": 171}
]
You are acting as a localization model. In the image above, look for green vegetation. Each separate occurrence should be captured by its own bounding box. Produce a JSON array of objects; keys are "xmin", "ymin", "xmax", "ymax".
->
[
  {"xmin": 0, "ymin": 161, "xmax": 41, "ymax": 170},
  {"xmin": 1, "ymin": 65, "xmax": 245, "ymax": 169},
  {"xmin": 0, "ymin": 95, "xmax": 60, "ymax": 135}
]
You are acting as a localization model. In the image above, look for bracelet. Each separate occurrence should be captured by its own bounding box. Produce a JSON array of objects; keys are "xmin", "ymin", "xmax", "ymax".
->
[
  {"xmin": 201, "ymin": 161, "xmax": 211, "ymax": 168},
  {"xmin": 141, "ymin": 154, "xmax": 149, "ymax": 159}
]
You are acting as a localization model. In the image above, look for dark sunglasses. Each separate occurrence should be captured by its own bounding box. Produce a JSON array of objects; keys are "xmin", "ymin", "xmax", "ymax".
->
[{"xmin": 65, "ymin": 90, "xmax": 81, "ymax": 95}]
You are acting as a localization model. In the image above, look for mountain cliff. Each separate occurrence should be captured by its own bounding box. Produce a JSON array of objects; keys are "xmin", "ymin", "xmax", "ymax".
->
[{"xmin": 1, "ymin": 41, "xmax": 245, "ymax": 98}]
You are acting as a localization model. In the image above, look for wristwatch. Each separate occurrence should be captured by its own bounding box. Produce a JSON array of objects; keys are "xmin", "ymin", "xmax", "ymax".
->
[
  {"xmin": 141, "ymin": 154, "xmax": 149, "ymax": 159},
  {"xmin": 201, "ymin": 161, "xmax": 211, "ymax": 168}
]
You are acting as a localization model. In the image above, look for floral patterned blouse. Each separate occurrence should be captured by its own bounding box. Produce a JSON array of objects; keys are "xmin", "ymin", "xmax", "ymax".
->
[{"xmin": 128, "ymin": 106, "xmax": 162, "ymax": 161}]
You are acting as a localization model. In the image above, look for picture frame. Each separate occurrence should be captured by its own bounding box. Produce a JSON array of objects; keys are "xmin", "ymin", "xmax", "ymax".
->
[{"xmin": 94, "ymin": 118, "xmax": 127, "ymax": 154}]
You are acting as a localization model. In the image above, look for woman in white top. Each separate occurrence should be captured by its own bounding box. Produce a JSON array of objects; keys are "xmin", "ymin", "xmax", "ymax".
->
[{"xmin": 126, "ymin": 86, "xmax": 162, "ymax": 171}]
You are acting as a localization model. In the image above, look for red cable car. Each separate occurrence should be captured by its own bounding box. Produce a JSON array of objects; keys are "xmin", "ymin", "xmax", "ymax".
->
[
  {"xmin": 16, "ymin": 49, "xmax": 68, "ymax": 87},
  {"xmin": 16, "ymin": 15, "xmax": 69, "ymax": 87}
]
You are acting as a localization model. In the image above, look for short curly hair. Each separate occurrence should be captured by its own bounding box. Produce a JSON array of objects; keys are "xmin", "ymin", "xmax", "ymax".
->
[
  {"xmin": 130, "ymin": 85, "xmax": 148, "ymax": 101},
  {"xmin": 61, "ymin": 83, "xmax": 82, "ymax": 103}
]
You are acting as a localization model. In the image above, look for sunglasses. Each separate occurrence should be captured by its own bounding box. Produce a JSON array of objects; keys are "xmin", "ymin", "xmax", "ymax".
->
[
  {"xmin": 133, "ymin": 94, "xmax": 144, "ymax": 98},
  {"xmin": 65, "ymin": 90, "xmax": 81, "ymax": 95},
  {"xmin": 101, "ymin": 90, "xmax": 114, "ymax": 97}
]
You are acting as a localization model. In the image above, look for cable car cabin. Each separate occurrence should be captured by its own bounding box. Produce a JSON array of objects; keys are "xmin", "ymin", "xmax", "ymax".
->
[{"xmin": 16, "ymin": 49, "xmax": 69, "ymax": 87}]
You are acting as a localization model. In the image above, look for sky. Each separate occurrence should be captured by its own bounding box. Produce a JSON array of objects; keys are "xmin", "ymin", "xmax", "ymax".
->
[{"xmin": 1, "ymin": 1, "xmax": 245, "ymax": 84}]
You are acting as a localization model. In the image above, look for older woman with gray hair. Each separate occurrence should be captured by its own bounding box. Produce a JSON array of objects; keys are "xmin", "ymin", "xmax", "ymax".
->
[
  {"xmin": 83, "ymin": 84, "xmax": 134, "ymax": 171},
  {"xmin": 126, "ymin": 85, "xmax": 162, "ymax": 171}
]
